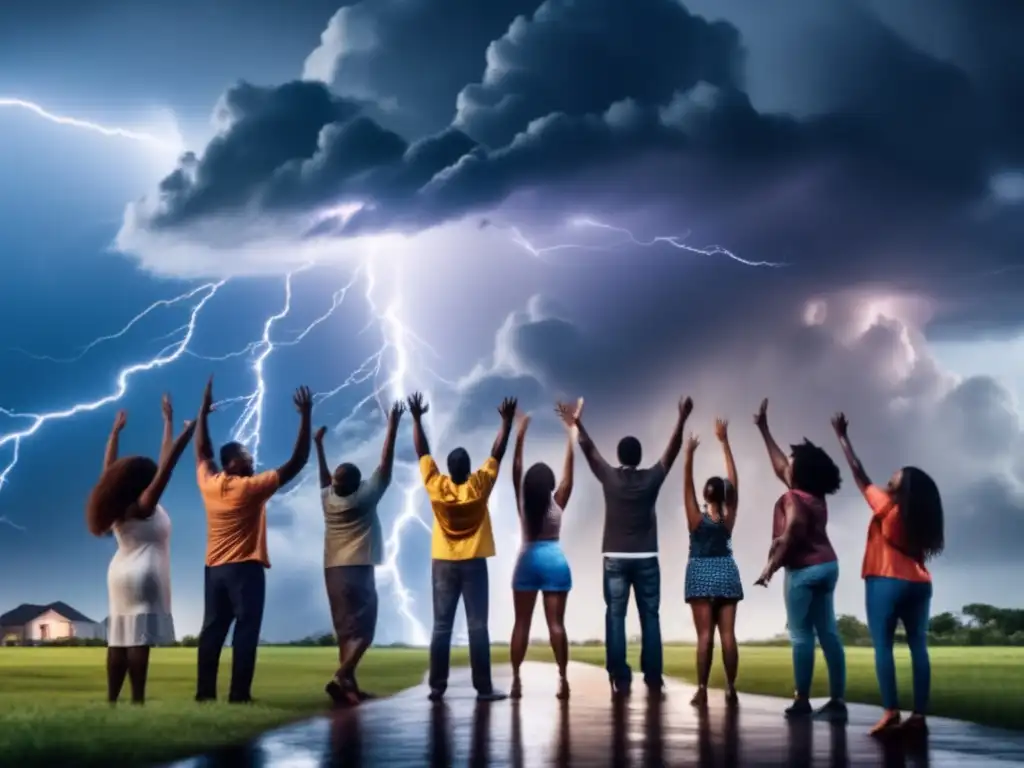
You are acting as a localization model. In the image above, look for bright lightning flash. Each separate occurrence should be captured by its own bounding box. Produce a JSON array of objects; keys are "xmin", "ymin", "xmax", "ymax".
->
[{"xmin": 0, "ymin": 98, "xmax": 176, "ymax": 150}]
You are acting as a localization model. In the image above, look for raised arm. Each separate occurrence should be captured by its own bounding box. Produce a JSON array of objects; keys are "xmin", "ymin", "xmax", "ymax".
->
[
  {"xmin": 512, "ymin": 413, "xmax": 529, "ymax": 513},
  {"xmin": 715, "ymin": 418, "xmax": 739, "ymax": 532},
  {"xmin": 556, "ymin": 401, "xmax": 611, "ymax": 481},
  {"xmin": 553, "ymin": 398, "xmax": 582, "ymax": 509},
  {"xmin": 831, "ymin": 412, "xmax": 871, "ymax": 494},
  {"xmin": 160, "ymin": 395, "xmax": 174, "ymax": 461},
  {"xmin": 754, "ymin": 398, "xmax": 791, "ymax": 487},
  {"xmin": 755, "ymin": 495, "xmax": 804, "ymax": 586},
  {"xmin": 275, "ymin": 386, "xmax": 313, "ymax": 486},
  {"xmin": 683, "ymin": 434, "xmax": 702, "ymax": 532},
  {"xmin": 378, "ymin": 401, "xmax": 404, "ymax": 486},
  {"xmin": 103, "ymin": 410, "xmax": 127, "ymax": 472},
  {"xmin": 195, "ymin": 376, "xmax": 217, "ymax": 475},
  {"xmin": 131, "ymin": 420, "xmax": 197, "ymax": 519},
  {"xmin": 490, "ymin": 397, "xmax": 518, "ymax": 463},
  {"xmin": 314, "ymin": 426, "xmax": 331, "ymax": 489},
  {"xmin": 659, "ymin": 396, "xmax": 693, "ymax": 473},
  {"xmin": 408, "ymin": 392, "xmax": 431, "ymax": 458}
]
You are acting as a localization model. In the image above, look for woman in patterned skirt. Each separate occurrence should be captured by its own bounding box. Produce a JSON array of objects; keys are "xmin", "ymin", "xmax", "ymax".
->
[{"xmin": 683, "ymin": 418, "xmax": 743, "ymax": 707}]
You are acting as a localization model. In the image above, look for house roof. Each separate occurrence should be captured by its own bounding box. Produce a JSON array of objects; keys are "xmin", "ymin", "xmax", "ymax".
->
[{"xmin": 0, "ymin": 601, "xmax": 97, "ymax": 626}]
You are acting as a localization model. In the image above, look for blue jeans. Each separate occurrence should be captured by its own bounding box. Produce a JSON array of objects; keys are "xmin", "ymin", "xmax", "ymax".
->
[
  {"xmin": 866, "ymin": 577, "xmax": 932, "ymax": 712},
  {"xmin": 603, "ymin": 556, "xmax": 662, "ymax": 688},
  {"xmin": 429, "ymin": 558, "xmax": 492, "ymax": 694},
  {"xmin": 784, "ymin": 560, "xmax": 846, "ymax": 700},
  {"xmin": 196, "ymin": 561, "xmax": 266, "ymax": 702}
]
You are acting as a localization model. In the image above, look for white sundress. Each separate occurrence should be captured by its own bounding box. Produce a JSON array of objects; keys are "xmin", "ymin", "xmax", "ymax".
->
[{"xmin": 107, "ymin": 505, "xmax": 176, "ymax": 647}]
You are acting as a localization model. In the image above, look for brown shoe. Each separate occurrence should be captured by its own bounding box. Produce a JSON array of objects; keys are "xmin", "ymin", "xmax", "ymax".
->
[{"xmin": 868, "ymin": 710, "xmax": 902, "ymax": 737}]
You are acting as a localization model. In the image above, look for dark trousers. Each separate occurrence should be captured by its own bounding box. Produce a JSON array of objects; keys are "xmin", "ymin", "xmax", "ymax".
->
[
  {"xmin": 196, "ymin": 561, "xmax": 266, "ymax": 702},
  {"xmin": 429, "ymin": 558, "xmax": 492, "ymax": 694},
  {"xmin": 325, "ymin": 565, "xmax": 378, "ymax": 682},
  {"xmin": 603, "ymin": 556, "xmax": 663, "ymax": 688}
]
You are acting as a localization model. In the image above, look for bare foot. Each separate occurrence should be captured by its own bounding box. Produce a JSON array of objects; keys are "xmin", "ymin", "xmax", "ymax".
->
[
  {"xmin": 725, "ymin": 686, "xmax": 739, "ymax": 705},
  {"xmin": 556, "ymin": 677, "xmax": 570, "ymax": 700},
  {"xmin": 690, "ymin": 687, "xmax": 708, "ymax": 707},
  {"xmin": 510, "ymin": 677, "xmax": 522, "ymax": 700},
  {"xmin": 868, "ymin": 710, "xmax": 902, "ymax": 736}
]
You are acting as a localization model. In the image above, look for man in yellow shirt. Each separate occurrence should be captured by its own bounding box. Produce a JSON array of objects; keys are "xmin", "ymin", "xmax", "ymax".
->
[
  {"xmin": 193, "ymin": 377, "xmax": 314, "ymax": 703},
  {"xmin": 408, "ymin": 391, "xmax": 516, "ymax": 702}
]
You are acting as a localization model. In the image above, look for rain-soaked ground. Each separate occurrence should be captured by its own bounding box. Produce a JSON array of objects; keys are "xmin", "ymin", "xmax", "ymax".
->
[{"xmin": 167, "ymin": 661, "xmax": 1024, "ymax": 767}]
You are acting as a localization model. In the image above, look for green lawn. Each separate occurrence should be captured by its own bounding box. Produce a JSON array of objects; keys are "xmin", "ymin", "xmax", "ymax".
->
[{"xmin": 0, "ymin": 645, "xmax": 1020, "ymax": 765}]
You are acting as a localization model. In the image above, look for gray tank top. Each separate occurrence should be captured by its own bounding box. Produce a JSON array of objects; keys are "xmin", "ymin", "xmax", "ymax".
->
[{"xmin": 521, "ymin": 498, "xmax": 564, "ymax": 542}]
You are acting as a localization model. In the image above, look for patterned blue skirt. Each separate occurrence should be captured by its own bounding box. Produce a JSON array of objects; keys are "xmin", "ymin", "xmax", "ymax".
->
[{"xmin": 685, "ymin": 555, "xmax": 744, "ymax": 602}]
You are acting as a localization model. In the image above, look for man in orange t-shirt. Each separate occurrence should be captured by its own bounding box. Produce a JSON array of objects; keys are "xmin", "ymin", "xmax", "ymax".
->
[
  {"xmin": 833, "ymin": 413, "xmax": 944, "ymax": 738},
  {"xmin": 193, "ymin": 377, "xmax": 314, "ymax": 703}
]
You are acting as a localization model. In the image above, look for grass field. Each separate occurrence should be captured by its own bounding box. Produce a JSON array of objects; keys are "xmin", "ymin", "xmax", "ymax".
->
[{"xmin": 0, "ymin": 644, "xmax": 1020, "ymax": 765}]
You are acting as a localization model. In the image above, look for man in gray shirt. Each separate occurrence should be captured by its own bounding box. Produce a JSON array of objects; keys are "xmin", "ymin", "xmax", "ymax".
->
[
  {"xmin": 558, "ymin": 396, "xmax": 692, "ymax": 697},
  {"xmin": 315, "ymin": 401, "xmax": 403, "ymax": 706}
]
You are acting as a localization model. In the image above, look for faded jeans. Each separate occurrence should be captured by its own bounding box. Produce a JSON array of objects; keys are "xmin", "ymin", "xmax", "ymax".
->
[
  {"xmin": 784, "ymin": 560, "xmax": 846, "ymax": 700},
  {"xmin": 866, "ymin": 576, "xmax": 932, "ymax": 712},
  {"xmin": 603, "ymin": 556, "xmax": 663, "ymax": 689},
  {"xmin": 429, "ymin": 558, "xmax": 493, "ymax": 694}
]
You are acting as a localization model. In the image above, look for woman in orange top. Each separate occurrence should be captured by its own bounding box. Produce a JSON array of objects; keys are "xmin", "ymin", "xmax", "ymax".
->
[{"xmin": 831, "ymin": 413, "xmax": 944, "ymax": 738}]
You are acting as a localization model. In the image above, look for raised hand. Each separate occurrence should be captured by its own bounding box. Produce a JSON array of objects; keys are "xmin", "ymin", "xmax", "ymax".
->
[
  {"xmin": 753, "ymin": 398, "xmax": 769, "ymax": 430},
  {"xmin": 679, "ymin": 396, "xmax": 694, "ymax": 420},
  {"xmin": 112, "ymin": 410, "xmax": 127, "ymax": 434},
  {"xmin": 181, "ymin": 419, "xmax": 197, "ymax": 437},
  {"xmin": 293, "ymin": 386, "xmax": 313, "ymax": 414},
  {"xmin": 831, "ymin": 412, "xmax": 849, "ymax": 438},
  {"xmin": 161, "ymin": 394, "xmax": 173, "ymax": 422},
  {"xmin": 314, "ymin": 426, "xmax": 327, "ymax": 444},
  {"xmin": 714, "ymin": 418, "xmax": 729, "ymax": 442},
  {"xmin": 685, "ymin": 433, "xmax": 700, "ymax": 454},
  {"xmin": 573, "ymin": 397, "xmax": 584, "ymax": 421},
  {"xmin": 554, "ymin": 401, "xmax": 578, "ymax": 428},
  {"xmin": 497, "ymin": 397, "xmax": 518, "ymax": 422},
  {"xmin": 201, "ymin": 376, "xmax": 215, "ymax": 414},
  {"xmin": 407, "ymin": 392, "xmax": 429, "ymax": 418},
  {"xmin": 516, "ymin": 412, "xmax": 531, "ymax": 436},
  {"xmin": 390, "ymin": 400, "xmax": 406, "ymax": 423}
]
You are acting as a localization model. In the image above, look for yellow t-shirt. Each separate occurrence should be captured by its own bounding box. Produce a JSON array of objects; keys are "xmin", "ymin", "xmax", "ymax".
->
[
  {"xmin": 420, "ymin": 455, "xmax": 498, "ymax": 561},
  {"xmin": 198, "ymin": 463, "xmax": 280, "ymax": 568}
]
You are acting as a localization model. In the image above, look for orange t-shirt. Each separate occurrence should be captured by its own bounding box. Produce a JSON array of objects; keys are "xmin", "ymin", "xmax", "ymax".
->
[
  {"xmin": 861, "ymin": 484, "xmax": 930, "ymax": 582},
  {"xmin": 198, "ymin": 463, "xmax": 280, "ymax": 568}
]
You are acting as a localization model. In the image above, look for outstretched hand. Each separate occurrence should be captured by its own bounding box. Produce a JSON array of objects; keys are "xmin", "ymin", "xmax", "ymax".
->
[
  {"xmin": 516, "ymin": 412, "xmax": 531, "ymax": 435},
  {"xmin": 112, "ymin": 410, "xmax": 127, "ymax": 434},
  {"xmin": 497, "ymin": 397, "xmax": 518, "ymax": 422},
  {"xmin": 314, "ymin": 426, "xmax": 327, "ymax": 444},
  {"xmin": 679, "ymin": 396, "xmax": 694, "ymax": 420},
  {"xmin": 753, "ymin": 398, "xmax": 769, "ymax": 430},
  {"xmin": 685, "ymin": 433, "xmax": 700, "ymax": 454},
  {"xmin": 831, "ymin": 412, "xmax": 849, "ymax": 438},
  {"xmin": 293, "ymin": 386, "xmax": 313, "ymax": 414},
  {"xmin": 714, "ymin": 418, "xmax": 729, "ymax": 442},
  {"xmin": 161, "ymin": 394, "xmax": 173, "ymax": 422},
  {"xmin": 407, "ymin": 392, "xmax": 429, "ymax": 418},
  {"xmin": 200, "ymin": 376, "xmax": 215, "ymax": 414},
  {"xmin": 389, "ymin": 400, "xmax": 406, "ymax": 423}
]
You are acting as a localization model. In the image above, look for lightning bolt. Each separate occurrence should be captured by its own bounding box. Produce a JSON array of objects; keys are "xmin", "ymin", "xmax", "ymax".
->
[
  {"xmin": 0, "ymin": 97, "xmax": 175, "ymax": 150},
  {"xmin": 506, "ymin": 215, "xmax": 787, "ymax": 267},
  {"xmin": 0, "ymin": 282, "xmax": 224, "ymax": 498}
]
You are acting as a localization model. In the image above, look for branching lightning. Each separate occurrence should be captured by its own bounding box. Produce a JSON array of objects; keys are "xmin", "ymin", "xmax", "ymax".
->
[{"xmin": 0, "ymin": 98, "xmax": 175, "ymax": 150}]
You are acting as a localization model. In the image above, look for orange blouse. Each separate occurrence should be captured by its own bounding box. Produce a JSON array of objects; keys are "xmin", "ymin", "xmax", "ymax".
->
[{"xmin": 861, "ymin": 484, "xmax": 930, "ymax": 582}]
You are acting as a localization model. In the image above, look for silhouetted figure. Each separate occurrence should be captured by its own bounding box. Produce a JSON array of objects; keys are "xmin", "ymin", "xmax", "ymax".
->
[
  {"xmin": 315, "ymin": 401, "xmax": 403, "ymax": 707},
  {"xmin": 558, "ymin": 396, "xmax": 693, "ymax": 696},
  {"xmin": 508, "ymin": 399, "xmax": 582, "ymax": 700},
  {"xmin": 86, "ymin": 396, "xmax": 194, "ymax": 705},
  {"xmin": 683, "ymin": 417, "xmax": 744, "ymax": 708},
  {"xmin": 194, "ymin": 377, "xmax": 313, "ymax": 703},
  {"xmin": 753, "ymin": 398, "xmax": 846, "ymax": 722},
  {"xmin": 409, "ymin": 391, "xmax": 516, "ymax": 702},
  {"xmin": 833, "ymin": 412, "xmax": 944, "ymax": 740}
]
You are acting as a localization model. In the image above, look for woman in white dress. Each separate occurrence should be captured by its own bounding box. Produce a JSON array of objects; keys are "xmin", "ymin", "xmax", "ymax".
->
[{"xmin": 86, "ymin": 395, "xmax": 194, "ymax": 704}]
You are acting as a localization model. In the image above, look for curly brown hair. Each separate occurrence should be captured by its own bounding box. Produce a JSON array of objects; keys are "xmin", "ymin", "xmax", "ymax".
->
[{"xmin": 86, "ymin": 456, "xmax": 157, "ymax": 536}]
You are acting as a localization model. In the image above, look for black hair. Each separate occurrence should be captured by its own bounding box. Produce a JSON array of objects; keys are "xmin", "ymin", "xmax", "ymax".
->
[
  {"xmin": 220, "ymin": 441, "xmax": 246, "ymax": 468},
  {"xmin": 896, "ymin": 466, "xmax": 944, "ymax": 561},
  {"xmin": 333, "ymin": 463, "xmax": 362, "ymax": 497},
  {"xmin": 789, "ymin": 439, "xmax": 842, "ymax": 497},
  {"xmin": 617, "ymin": 436, "xmax": 642, "ymax": 468},
  {"xmin": 703, "ymin": 476, "xmax": 735, "ymax": 506},
  {"xmin": 522, "ymin": 462, "xmax": 556, "ymax": 540},
  {"xmin": 86, "ymin": 456, "xmax": 157, "ymax": 536},
  {"xmin": 447, "ymin": 447, "xmax": 471, "ymax": 482}
]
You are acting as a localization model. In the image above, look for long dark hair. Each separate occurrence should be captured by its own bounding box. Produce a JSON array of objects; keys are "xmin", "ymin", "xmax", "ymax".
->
[
  {"xmin": 896, "ymin": 466, "xmax": 944, "ymax": 561},
  {"xmin": 522, "ymin": 462, "xmax": 556, "ymax": 540},
  {"xmin": 86, "ymin": 456, "xmax": 157, "ymax": 536}
]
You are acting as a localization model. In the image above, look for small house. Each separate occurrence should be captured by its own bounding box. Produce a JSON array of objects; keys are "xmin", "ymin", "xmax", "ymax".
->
[{"xmin": 0, "ymin": 602, "xmax": 104, "ymax": 645}]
